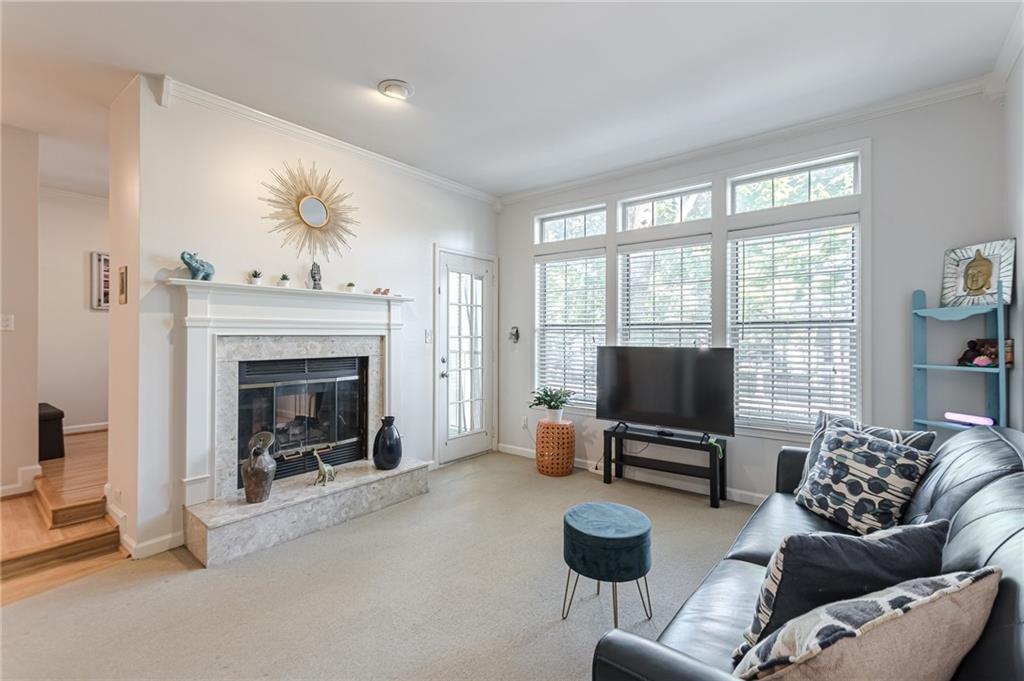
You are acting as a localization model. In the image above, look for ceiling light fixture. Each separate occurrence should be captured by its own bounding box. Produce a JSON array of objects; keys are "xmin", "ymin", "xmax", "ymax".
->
[{"xmin": 377, "ymin": 79, "xmax": 413, "ymax": 101}]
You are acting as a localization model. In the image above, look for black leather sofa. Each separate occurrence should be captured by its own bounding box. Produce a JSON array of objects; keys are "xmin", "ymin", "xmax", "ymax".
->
[{"xmin": 593, "ymin": 426, "xmax": 1024, "ymax": 681}]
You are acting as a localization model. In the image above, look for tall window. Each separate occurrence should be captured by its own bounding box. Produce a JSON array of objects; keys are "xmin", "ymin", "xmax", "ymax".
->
[
  {"xmin": 619, "ymin": 240, "xmax": 712, "ymax": 347},
  {"xmin": 731, "ymin": 156, "xmax": 857, "ymax": 214},
  {"xmin": 727, "ymin": 223, "xmax": 859, "ymax": 430},
  {"xmin": 535, "ymin": 252, "xmax": 606, "ymax": 404}
]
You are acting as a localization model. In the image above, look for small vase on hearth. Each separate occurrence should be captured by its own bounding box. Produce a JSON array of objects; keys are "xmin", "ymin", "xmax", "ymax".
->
[{"xmin": 373, "ymin": 416, "xmax": 403, "ymax": 470}]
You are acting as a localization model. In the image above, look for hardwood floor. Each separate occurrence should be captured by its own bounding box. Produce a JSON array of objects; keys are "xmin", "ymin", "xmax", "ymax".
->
[{"xmin": 0, "ymin": 430, "xmax": 121, "ymax": 603}]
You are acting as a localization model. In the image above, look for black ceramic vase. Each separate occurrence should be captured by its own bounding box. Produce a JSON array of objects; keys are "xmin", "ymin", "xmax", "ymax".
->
[{"xmin": 373, "ymin": 416, "xmax": 402, "ymax": 470}]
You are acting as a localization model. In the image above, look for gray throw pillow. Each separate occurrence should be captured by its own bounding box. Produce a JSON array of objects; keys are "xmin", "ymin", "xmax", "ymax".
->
[
  {"xmin": 731, "ymin": 520, "xmax": 949, "ymax": 663},
  {"xmin": 795, "ymin": 427, "xmax": 937, "ymax": 534},
  {"xmin": 732, "ymin": 567, "xmax": 1002, "ymax": 680},
  {"xmin": 798, "ymin": 412, "xmax": 937, "ymax": 491}
]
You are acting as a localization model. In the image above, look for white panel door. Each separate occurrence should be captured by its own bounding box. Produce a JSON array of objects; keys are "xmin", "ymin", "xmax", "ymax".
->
[{"xmin": 437, "ymin": 252, "xmax": 495, "ymax": 463}]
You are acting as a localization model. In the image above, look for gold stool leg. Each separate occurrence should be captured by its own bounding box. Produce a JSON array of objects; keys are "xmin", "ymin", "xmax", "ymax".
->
[
  {"xmin": 636, "ymin": 576, "xmax": 652, "ymax": 619},
  {"xmin": 612, "ymin": 582, "xmax": 618, "ymax": 628},
  {"xmin": 561, "ymin": 568, "xmax": 580, "ymax": 620}
]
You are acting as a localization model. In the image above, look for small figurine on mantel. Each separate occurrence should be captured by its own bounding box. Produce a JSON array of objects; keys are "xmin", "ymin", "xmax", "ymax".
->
[
  {"xmin": 180, "ymin": 251, "xmax": 215, "ymax": 281},
  {"xmin": 313, "ymin": 450, "xmax": 336, "ymax": 486},
  {"xmin": 310, "ymin": 261, "xmax": 322, "ymax": 290}
]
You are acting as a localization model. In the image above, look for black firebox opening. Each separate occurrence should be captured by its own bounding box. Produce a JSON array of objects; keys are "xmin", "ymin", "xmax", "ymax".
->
[{"xmin": 237, "ymin": 356, "xmax": 368, "ymax": 488}]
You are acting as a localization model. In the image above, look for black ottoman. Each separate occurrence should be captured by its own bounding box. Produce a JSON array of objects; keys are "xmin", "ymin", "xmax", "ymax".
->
[{"xmin": 38, "ymin": 403, "xmax": 65, "ymax": 460}]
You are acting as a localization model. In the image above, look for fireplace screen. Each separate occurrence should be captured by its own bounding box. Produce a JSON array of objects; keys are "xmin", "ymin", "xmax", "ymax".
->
[{"xmin": 237, "ymin": 357, "xmax": 367, "ymax": 487}]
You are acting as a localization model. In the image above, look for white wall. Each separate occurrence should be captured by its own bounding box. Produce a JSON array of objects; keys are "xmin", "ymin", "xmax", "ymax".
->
[
  {"xmin": 111, "ymin": 77, "xmax": 497, "ymax": 555},
  {"xmin": 1006, "ymin": 52, "xmax": 1023, "ymax": 431},
  {"xmin": 497, "ymin": 93, "xmax": 1007, "ymax": 503},
  {"xmin": 1, "ymin": 125, "xmax": 41, "ymax": 495},
  {"xmin": 38, "ymin": 188, "xmax": 109, "ymax": 430}
]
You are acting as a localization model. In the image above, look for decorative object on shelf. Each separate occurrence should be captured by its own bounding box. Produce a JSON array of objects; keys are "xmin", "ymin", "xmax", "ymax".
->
[
  {"xmin": 530, "ymin": 387, "xmax": 575, "ymax": 423},
  {"xmin": 181, "ymin": 251, "xmax": 215, "ymax": 281},
  {"xmin": 536, "ymin": 419, "xmax": 575, "ymax": 476},
  {"xmin": 944, "ymin": 412, "xmax": 994, "ymax": 427},
  {"xmin": 372, "ymin": 416, "xmax": 403, "ymax": 470},
  {"xmin": 940, "ymin": 238, "xmax": 1015, "ymax": 306},
  {"xmin": 312, "ymin": 449, "xmax": 336, "ymax": 486},
  {"xmin": 956, "ymin": 339, "xmax": 982, "ymax": 366},
  {"xmin": 345, "ymin": 282, "xmax": 356, "ymax": 292},
  {"xmin": 277, "ymin": 274, "xmax": 291, "ymax": 288},
  {"xmin": 90, "ymin": 251, "xmax": 110, "ymax": 310},
  {"xmin": 371, "ymin": 287, "xmax": 392, "ymax": 296},
  {"xmin": 260, "ymin": 159, "xmax": 359, "ymax": 261},
  {"xmin": 975, "ymin": 337, "xmax": 1014, "ymax": 367},
  {"xmin": 310, "ymin": 261, "xmax": 322, "ymax": 290},
  {"xmin": 241, "ymin": 432, "xmax": 276, "ymax": 503},
  {"xmin": 249, "ymin": 269, "xmax": 263, "ymax": 285}
]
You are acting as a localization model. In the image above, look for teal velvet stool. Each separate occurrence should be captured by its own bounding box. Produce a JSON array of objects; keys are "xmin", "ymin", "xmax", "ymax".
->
[{"xmin": 561, "ymin": 502, "xmax": 652, "ymax": 628}]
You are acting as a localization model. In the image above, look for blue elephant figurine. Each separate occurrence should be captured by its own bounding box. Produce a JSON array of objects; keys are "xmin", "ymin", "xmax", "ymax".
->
[{"xmin": 181, "ymin": 251, "xmax": 215, "ymax": 281}]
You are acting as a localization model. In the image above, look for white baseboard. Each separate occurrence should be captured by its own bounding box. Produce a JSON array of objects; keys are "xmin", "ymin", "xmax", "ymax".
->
[
  {"xmin": 1, "ymin": 464, "xmax": 42, "ymax": 497},
  {"xmin": 64, "ymin": 422, "xmax": 108, "ymax": 434},
  {"xmin": 496, "ymin": 443, "xmax": 765, "ymax": 506},
  {"xmin": 122, "ymin": 529, "xmax": 185, "ymax": 559}
]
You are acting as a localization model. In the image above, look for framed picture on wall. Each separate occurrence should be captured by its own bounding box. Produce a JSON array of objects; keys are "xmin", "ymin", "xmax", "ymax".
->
[
  {"xmin": 91, "ymin": 251, "xmax": 110, "ymax": 310},
  {"xmin": 940, "ymin": 238, "xmax": 1015, "ymax": 307}
]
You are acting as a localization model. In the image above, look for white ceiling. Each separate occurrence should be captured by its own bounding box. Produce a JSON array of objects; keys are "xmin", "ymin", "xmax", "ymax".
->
[{"xmin": 3, "ymin": 2, "xmax": 1020, "ymax": 198}]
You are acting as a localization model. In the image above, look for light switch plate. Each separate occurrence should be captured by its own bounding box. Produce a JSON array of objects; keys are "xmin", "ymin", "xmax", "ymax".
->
[{"xmin": 0, "ymin": 314, "xmax": 13, "ymax": 331}]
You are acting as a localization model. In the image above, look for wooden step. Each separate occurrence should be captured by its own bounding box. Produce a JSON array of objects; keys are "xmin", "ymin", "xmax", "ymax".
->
[
  {"xmin": 1, "ymin": 546, "xmax": 127, "ymax": 606},
  {"xmin": 32, "ymin": 475, "xmax": 106, "ymax": 528},
  {"xmin": 1, "ymin": 495, "xmax": 120, "ymax": 578}
]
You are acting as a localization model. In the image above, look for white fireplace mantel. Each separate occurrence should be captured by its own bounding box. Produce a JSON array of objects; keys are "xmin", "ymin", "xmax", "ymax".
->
[{"xmin": 167, "ymin": 278, "xmax": 414, "ymax": 507}]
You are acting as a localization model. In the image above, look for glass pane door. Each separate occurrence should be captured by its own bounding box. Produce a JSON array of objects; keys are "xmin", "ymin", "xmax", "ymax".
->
[{"xmin": 448, "ymin": 270, "xmax": 485, "ymax": 437}]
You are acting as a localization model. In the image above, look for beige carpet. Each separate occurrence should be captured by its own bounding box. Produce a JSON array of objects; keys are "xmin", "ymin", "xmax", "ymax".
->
[{"xmin": 0, "ymin": 453, "xmax": 753, "ymax": 681}]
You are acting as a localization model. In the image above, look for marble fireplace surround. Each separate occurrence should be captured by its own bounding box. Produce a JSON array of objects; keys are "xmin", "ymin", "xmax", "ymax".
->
[
  {"xmin": 214, "ymin": 335, "xmax": 384, "ymax": 499},
  {"xmin": 169, "ymin": 279, "xmax": 413, "ymax": 507}
]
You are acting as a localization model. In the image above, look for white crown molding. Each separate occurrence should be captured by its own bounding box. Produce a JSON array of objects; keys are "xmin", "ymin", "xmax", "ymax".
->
[
  {"xmin": 500, "ymin": 75, "xmax": 989, "ymax": 206},
  {"xmin": 984, "ymin": 5, "xmax": 1023, "ymax": 100},
  {"xmin": 162, "ymin": 77, "xmax": 496, "ymax": 204},
  {"xmin": 40, "ymin": 185, "xmax": 108, "ymax": 204}
]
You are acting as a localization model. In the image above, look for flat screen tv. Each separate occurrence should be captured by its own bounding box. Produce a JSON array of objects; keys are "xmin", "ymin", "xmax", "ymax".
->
[{"xmin": 596, "ymin": 346, "xmax": 735, "ymax": 436}]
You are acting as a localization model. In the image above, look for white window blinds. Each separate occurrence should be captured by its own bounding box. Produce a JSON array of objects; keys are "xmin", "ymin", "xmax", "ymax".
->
[
  {"xmin": 727, "ymin": 222, "xmax": 859, "ymax": 430},
  {"xmin": 619, "ymin": 239, "xmax": 712, "ymax": 347},
  {"xmin": 535, "ymin": 251, "xmax": 606, "ymax": 404}
]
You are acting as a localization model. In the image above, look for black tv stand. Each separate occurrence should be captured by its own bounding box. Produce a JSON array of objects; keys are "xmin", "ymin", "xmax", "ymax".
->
[{"xmin": 603, "ymin": 424, "xmax": 727, "ymax": 508}]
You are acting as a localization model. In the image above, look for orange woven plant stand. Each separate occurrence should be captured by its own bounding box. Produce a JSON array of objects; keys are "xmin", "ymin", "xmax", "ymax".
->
[{"xmin": 536, "ymin": 420, "xmax": 576, "ymax": 476}]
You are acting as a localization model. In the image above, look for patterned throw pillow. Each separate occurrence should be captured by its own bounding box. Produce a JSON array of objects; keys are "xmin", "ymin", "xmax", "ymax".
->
[
  {"xmin": 795, "ymin": 427, "xmax": 937, "ymax": 534},
  {"xmin": 731, "ymin": 520, "xmax": 949, "ymax": 663},
  {"xmin": 733, "ymin": 567, "xmax": 1002, "ymax": 680},
  {"xmin": 798, "ymin": 412, "xmax": 936, "ymax": 490}
]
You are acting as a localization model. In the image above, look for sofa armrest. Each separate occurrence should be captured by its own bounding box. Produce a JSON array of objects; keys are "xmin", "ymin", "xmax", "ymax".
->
[
  {"xmin": 775, "ymin": 446, "xmax": 811, "ymax": 493},
  {"xmin": 593, "ymin": 630, "xmax": 737, "ymax": 681}
]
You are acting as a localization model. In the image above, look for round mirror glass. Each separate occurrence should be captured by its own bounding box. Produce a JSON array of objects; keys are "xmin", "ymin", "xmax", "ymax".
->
[{"xmin": 298, "ymin": 195, "xmax": 329, "ymax": 228}]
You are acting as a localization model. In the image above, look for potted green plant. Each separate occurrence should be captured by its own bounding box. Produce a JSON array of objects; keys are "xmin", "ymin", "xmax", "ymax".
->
[
  {"xmin": 277, "ymin": 273, "xmax": 291, "ymax": 288},
  {"xmin": 529, "ymin": 387, "xmax": 575, "ymax": 423},
  {"xmin": 345, "ymin": 282, "xmax": 356, "ymax": 292},
  {"xmin": 249, "ymin": 269, "xmax": 263, "ymax": 285}
]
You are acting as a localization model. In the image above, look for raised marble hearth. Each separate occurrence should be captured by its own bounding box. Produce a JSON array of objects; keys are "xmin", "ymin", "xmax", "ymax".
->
[{"xmin": 184, "ymin": 458, "xmax": 429, "ymax": 566}]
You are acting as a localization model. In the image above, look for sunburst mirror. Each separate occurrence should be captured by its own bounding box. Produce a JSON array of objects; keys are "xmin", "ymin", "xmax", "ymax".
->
[{"xmin": 260, "ymin": 160, "xmax": 359, "ymax": 261}]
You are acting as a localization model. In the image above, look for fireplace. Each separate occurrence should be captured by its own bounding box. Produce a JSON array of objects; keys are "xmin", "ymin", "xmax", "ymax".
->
[{"xmin": 237, "ymin": 356, "xmax": 368, "ymax": 487}]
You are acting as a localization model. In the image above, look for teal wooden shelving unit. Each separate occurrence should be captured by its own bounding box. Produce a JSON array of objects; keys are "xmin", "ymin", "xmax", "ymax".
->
[{"xmin": 911, "ymin": 282, "xmax": 1009, "ymax": 431}]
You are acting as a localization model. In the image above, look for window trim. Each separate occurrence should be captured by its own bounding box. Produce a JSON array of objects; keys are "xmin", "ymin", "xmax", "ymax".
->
[{"xmin": 727, "ymin": 153, "xmax": 860, "ymax": 216}]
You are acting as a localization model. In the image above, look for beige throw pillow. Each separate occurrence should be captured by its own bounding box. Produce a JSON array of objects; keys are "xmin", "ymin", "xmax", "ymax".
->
[{"xmin": 733, "ymin": 567, "xmax": 1001, "ymax": 681}]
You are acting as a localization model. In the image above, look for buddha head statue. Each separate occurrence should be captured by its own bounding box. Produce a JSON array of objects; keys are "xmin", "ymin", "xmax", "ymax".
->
[{"xmin": 963, "ymin": 249, "xmax": 993, "ymax": 295}]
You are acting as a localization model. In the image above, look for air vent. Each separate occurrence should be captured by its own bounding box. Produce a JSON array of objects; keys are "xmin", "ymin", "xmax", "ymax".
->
[
  {"xmin": 240, "ymin": 359, "xmax": 307, "ymax": 384},
  {"xmin": 308, "ymin": 357, "xmax": 360, "ymax": 377}
]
